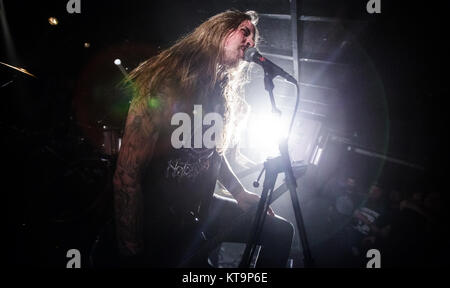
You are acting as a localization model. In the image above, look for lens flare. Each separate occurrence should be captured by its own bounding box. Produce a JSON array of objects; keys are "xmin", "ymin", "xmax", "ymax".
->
[{"xmin": 247, "ymin": 112, "xmax": 289, "ymax": 159}]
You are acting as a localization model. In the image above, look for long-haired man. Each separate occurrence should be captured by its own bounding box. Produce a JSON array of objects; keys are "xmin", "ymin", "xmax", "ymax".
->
[{"xmin": 113, "ymin": 10, "xmax": 294, "ymax": 267}]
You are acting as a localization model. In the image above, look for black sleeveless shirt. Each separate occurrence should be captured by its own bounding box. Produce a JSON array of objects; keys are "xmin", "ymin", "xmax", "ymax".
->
[{"xmin": 141, "ymin": 79, "xmax": 226, "ymax": 225}]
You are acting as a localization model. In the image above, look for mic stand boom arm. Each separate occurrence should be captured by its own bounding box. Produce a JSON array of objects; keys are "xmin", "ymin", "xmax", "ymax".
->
[{"xmin": 263, "ymin": 69, "xmax": 282, "ymax": 115}]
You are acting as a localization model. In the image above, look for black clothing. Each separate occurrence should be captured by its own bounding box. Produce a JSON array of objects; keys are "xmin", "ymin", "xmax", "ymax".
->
[
  {"xmin": 137, "ymin": 81, "xmax": 293, "ymax": 267},
  {"xmin": 142, "ymin": 80, "xmax": 226, "ymax": 221}
]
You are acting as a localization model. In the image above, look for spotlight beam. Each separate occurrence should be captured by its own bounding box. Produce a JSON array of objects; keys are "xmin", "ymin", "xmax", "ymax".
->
[{"xmin": 0, "ymin": 0, "xmax": 19, "ymax": 66}]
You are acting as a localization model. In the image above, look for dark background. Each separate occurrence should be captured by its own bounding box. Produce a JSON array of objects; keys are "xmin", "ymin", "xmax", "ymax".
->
[{"xmin": 2, "ymin": 0, "xmax": 448, "ymax": 267}]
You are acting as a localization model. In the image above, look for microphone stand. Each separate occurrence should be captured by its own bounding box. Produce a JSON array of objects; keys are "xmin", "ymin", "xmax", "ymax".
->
[{"xmin": 239, "ymin": 71, "xmax": 314, "ymax": 268}]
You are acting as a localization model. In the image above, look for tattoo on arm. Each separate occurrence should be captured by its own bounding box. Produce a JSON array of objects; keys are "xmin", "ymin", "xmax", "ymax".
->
[{"xmin": 113, "ymin": 98, "xmax": 159, "ymax": 257}]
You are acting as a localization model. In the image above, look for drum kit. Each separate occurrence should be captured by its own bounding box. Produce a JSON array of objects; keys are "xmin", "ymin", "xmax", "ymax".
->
[
  {"xmin": 98, "ymin": 123, "xmax": 123, "ymax": 157},
  {"xmin": 1, "ymin": 59, "xmax": 124, "ymax": 153},
  {"xmin": 2, "ymin": 61, "xmax": 124, "ymax": 222},
  {"xmin": 46, "ymin": 120, "xmax": 124, "ymax": 228},
  {"xmin": 2, "ymin": 60, "xmax": 129, "ymax": 266}
]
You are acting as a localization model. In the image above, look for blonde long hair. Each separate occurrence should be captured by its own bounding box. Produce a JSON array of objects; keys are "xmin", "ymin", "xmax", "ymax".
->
[{"xmin": 129, "ymin": 10, "xmax": 259, "ymax": 151}]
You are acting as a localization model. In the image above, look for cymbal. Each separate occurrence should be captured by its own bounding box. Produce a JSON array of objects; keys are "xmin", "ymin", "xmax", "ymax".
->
[{"xmin": 0, "ymin": 61, "xmax": 36, "ymax": 78}]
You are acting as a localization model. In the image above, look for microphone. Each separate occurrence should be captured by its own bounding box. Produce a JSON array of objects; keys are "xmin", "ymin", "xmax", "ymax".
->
[{"xmin": 244, "ymin": 47, "xmax": 297, "ymax": 84}]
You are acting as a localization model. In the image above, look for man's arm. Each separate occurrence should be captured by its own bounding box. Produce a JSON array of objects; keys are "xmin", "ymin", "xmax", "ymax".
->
[
  {"xmin": 113, "ymin": 97, "xmax": 160, "ymax": 257},
  {"xmin": 218, "ymin": 155, "xmax": 246, "ymax": 198},
  {"xmin": 218, "ymin": 155, "xmax": 274, "ymax": 216}
]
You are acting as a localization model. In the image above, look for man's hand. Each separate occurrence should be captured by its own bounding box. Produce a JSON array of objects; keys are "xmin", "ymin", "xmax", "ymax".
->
[{"xmin": 234, "ymin": 191, "xmax": 275, "ymax": 217}]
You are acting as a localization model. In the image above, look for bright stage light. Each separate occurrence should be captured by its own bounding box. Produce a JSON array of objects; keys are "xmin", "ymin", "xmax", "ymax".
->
[
  {"xmin": 114, "ymin": 59, "xmax": 121, "ymax": 65},
  {"xmin": 246, "ymin": 112, "xmax": 289, "ymax": 159}
]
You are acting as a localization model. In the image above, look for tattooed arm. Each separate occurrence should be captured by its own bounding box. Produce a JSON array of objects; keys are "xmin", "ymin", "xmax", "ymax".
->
[{"xmin": 113, "ymin": 96, "xmax": 161, "ymax": 257}]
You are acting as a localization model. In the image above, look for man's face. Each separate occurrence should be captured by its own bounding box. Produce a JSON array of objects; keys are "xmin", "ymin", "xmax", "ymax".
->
[{"xmin": 222, "ymin": 20, "xmax": 256, "ymax": 66}]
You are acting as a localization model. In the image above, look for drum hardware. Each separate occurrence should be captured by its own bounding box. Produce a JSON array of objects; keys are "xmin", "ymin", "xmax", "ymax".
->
[{"xmin": 0, "ymin": 61, "xmax": 36, "ymax": 78}]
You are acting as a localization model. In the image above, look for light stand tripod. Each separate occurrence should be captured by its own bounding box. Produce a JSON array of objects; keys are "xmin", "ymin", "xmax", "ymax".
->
[{"xmin": 239, "ymin": 70, "xmax": 314, "ymax": 268}]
